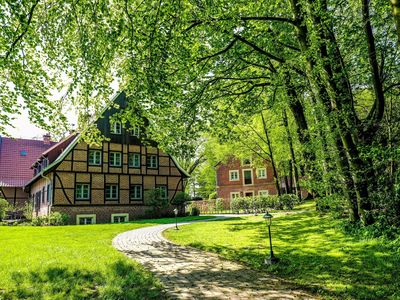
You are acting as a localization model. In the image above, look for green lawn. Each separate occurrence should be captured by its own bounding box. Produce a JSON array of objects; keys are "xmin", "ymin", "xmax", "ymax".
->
[
  {"xmin": 165, "ymin": 202, "xmax": 400, "ymax": 299},
  {"xmin": 0, "ymin": 216, "xmax": 210, "ymax": 300}
]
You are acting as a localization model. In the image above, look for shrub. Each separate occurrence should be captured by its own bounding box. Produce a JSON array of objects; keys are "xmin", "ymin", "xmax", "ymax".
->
[
  {"xmin": 208, "ymin": 192, "xmax": 217, "ymax": 200},
  {"xmin": 22, "ymin": 202, "xmax": 33, "ymax": 221},
  {"xmin": 277, "ymin": 194, "xmax": 297, "ymax": 210},
  {"xmin": 0, "ymin": 198, "xmax": 10, "ymax": 221},
  {"xmin": 48, "ymin": 212, "xmax": 70, "ymax": 226},
  {"xmin": 316, "ymin": 194, "xmax": 347, "ymax": 218},
  {"xmin": 215, "ymin": 198, "xmax": 224, "ymax": 211},
  {"xmin": 144, "ymin": 188, "xmax": 169, "ymax": 217},
  {"xmin": 31, "ymin": 216, "xmax": 48, "ymax": 226},
  {"xmin": 189, "ymin": 206, "xmax": 200, "ymax": 216},
  {"xmin": 171, "ymin": 192, "xmax": 191, "ymax": 206}
]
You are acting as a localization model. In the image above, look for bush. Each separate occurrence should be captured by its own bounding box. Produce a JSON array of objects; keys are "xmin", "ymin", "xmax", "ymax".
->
[
  {"xmin": 277, "ymin": 194, "xmax": 297, "ymax": 210},
  {"xmin": 22, "ymin": 202, "xmax": 33, "ymax": 221},
  {"xmin": 31, "ymin": 216, "xmax": 47, "ymax": 226},
  {"xmin": 189, "ymin": 206, "xmax": 200, "ymax": 216},
  {"xmin": 171, "ymin": 192, "xmax": 191, "ymax": 206},
  {"xmin": 0, "ymin": 198, "xmax": 10, "ymax": 221},
  {"xmin": 48, "ymin": 212, "xmax": 70, "ymax": 226},
  {"xmin": 208, "ymin": 192, "xmax": 217, "ymax": 199},
  {"xmin": 144, "ymin": 188, "xmax": 169, "ymax": 217},
  {"xmin": 31, "ymin": 212, "xmax": 70, "ymax": 226},
  {"xmin": 316, "ymin": 194, "xmax": 348, "ymax": 218},
  {"xmin": 215, "ymin": 198, "xmax": 224, "ymax": 211},
  {"xmin": 230, "ymin": 195, "xmax": 297, "ymax": 212}
]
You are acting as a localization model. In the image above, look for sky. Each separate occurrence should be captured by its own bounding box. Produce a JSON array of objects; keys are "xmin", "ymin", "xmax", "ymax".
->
[{"xmin": 6, "ymin": 105, "xmax": 77, "ymax": 140}]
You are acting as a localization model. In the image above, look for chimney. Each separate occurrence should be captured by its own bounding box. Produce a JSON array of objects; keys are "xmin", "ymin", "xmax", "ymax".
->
[{"xmin": 43, "ymin": 134, "xmax": 52, "ymax": 145}]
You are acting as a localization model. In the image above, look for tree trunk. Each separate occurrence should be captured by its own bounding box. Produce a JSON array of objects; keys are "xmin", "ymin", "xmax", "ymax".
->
[
  {"xmin": 390, "ymin": 0, "xmax": 400, "ymax": 43},
  {"xmin": 261, "ymin": 112, "xmax": 281, "ymax": 196},
  {"xmin": 282, "ymin": 109, "xmax": 301, "ymax": 198}
]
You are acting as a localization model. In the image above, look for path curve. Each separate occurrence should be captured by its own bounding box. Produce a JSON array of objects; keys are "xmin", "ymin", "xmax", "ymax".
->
[{"xmin": 113, "ymin": 217, "xmax": 317, "ymax": 300}]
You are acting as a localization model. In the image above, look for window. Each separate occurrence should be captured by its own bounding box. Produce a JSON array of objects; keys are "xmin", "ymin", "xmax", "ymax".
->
[
  {"xmin": 42, "ymin": 187, "xmax": 45, "ymax": 204},
  {"xmin": 42, "ymin": 158, "xmax": 48, "ymax": 168},
  {"xmin": 131, "ymin": 126, "xmax": 140, "ymax": 137},
  {"xmin": 230, "ymin": 192, "xmax": 240, "ymax": 200},
  {"xmin": 88, "ymin": 150, "xmax": 102, "ymax": 165},
  {"xmin": 257, "ymin": 168, "xmax": 267, "ymax": 179},
  {"xmin": 129, "ymin": 153, "xmax": 141, "ymax": 168},
  {"xmin": 147, "ymin": 155, "xmax": 158, "ymax": 168},
  {"xmin": 76, "ymin": 214, "xmax": 96, "ymax": 225},
  {"xmin": 130, "ymin": 185, "xmax": 143, "ymax": 200},
  {"xmin": 112, "ymin": 214, "xmax": 129, "ymax": 223},
  {"xmin": 35, "ymin": 192, "xmax": 41, "ymax": 210},
  {"xmin": 243, "ymin": 169, "xmax": 253, "ymax": 185},
  {"xmin": 244, "ymin": 191, "xmax": 254, "ymax": 197},
  {"xmin": 105, "ymin": 184, "xmax": 119, "ymax": 200},
  {"xmin": 229, "ymin": 170, "xmax": 239, "ymax": 181},
  {"xmin": 110, "ymin": 121, "xmax": 122, "ymax": 134},
  {"xmin": 47, "ymin": 184, "xmax": 52, "ymax": 203},
  {"xmin": 242, "ymin": 158, "xmax": 252, "ymax": 166},
  {"xmin": 76, "ymin": 184, "xmax": 90, "ymax": 200},
  {"xmin": 259, "ymin": 190, "xmax": 269, "ymax": 197},
  {"xmin": 158, "ymin": 186, "xmax": 168, "ymax": 199},
  {"xmin": 109, "ymin": 152, "xmax": 122, "ymax": 167}
]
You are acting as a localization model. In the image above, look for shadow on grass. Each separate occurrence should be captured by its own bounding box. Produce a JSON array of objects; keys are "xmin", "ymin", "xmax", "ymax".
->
[
  {"xmin": 2, "ymin": 260, "xmax": 165, "ymax": 300},
  {"xmin": 184, "ymin": 212, "xmax": 400, "ymax": 299}
]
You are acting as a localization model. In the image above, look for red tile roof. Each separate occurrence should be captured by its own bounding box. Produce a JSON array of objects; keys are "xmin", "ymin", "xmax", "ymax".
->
[{"xmin": 0, "ymin": 137, "xmax": 57, "ymax": 187}]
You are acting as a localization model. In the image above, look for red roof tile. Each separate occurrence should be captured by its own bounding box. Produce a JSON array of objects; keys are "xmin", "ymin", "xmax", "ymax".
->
[{"xmin": 0, "ymin": 137, "xmax": 56, "ymax": 187}]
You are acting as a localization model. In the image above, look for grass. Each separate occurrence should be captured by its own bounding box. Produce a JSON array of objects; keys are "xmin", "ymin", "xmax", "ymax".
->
[
  {"xmin": 0, "ymin": 216, "xmax": 211, "ymax": 300},
  {"xmin": 165, "ymin": 202, "xmax": 400, "ymax": 299}
]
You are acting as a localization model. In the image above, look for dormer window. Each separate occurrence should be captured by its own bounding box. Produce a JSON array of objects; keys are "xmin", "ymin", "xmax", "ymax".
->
[
  {"xmin": 110, "ymin": 121, "xmax": 122, "ymax": 134},
  {"xmin": 130, "ymin": 126, "xmax": 140, "ymax": 137}
]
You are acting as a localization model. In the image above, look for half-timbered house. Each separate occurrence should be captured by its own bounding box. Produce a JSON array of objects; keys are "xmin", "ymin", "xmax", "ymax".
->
[{"xmin": 25, "ymin": 92, "xmax": 189, "ymax": 224}]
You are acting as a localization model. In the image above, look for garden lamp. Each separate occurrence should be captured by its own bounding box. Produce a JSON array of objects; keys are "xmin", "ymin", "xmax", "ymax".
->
[
  {"xmin": 263, "ymin": 212, "xmax": 279, "ymax": 265},
  {"xmin": 173, "ymin": 208, "xmax": 179, "ymax": 230}
]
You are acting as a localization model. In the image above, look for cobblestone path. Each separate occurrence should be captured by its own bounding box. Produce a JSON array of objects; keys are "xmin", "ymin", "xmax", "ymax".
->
[{"xmin": 113, "ymin": 219, "xmax": 318, "ymax": 300}]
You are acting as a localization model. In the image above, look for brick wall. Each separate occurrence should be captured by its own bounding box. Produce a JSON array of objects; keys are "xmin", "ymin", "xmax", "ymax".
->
[
  {"xmin": 216, "ymin": 158, "xmax": 278, "ymax": 200},
  {"xmin": 53, "ymin": 205, "xmax": 174, "ymax": 224}
]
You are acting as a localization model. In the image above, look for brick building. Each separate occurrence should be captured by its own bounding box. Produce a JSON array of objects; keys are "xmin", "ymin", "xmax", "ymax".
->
[
  {"xmin": 0, "ymin": 135, "xmax": 56, "ymax": 207},
  {"xmin": 24, "ymin": 92, "xmax": 189, "ymax": 224},
  {"xmin": 216, "ymin": 157, "xmax": 278, "ymax": 200}
]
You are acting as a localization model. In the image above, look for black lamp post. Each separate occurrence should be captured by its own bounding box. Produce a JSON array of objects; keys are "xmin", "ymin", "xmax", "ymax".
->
[
  {"xmin": 173, "ymin": 208, "xmax": 179, "ymax": 230},
  {"xmin": 263, "ymin": 212, "xmax": 279, "ymax": 265}
]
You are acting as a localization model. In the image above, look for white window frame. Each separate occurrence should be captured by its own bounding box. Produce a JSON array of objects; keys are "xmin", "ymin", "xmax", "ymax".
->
[
  {"xmin": 158, "ymin": 186, "xmax": 168, "ymax": 199},
  {"xmin": 105, "ymin": 184, "xmax": 119, "ymax": 200},
  {"xmin": 229, "ymin": 170, "xmax": 239, "ymax": 181},
  {"xmin": 230, "ymin": 192, "xmax": 240, "ymax": 200},
  {"xmin": 130, "ymin": 185, "xmax": 143, "ymax": 200},
  {"xmin": 111, "ymin": 213, "xmax": 129, "ymax": 223},
  {"xmin": 258, "ymin": 190, "xmax": 269, "ymax": 197},
  {"xmin": 76, "ymin": 184, "xmax": 90, "ymax": 200},
  {"xmin": 109, "ymin": 152, "xmax": 122, "ymax": 167},
  {"xmin": 129, "ymin": 153, "xmax": 141, "ymax": 168},
  {"xmin": 147, "ymin": 155, "xmax": 158, "ymax": 168},
  {"xmin": 76, "ymin": 214, "xmax": 96, "ymax": 225},
  {"xmin": 88, "ymin": 150, "xmax": 102, "ymax": 165},
  {"xmin": 242, "ymin": 169, "xmax": 254, "ymax": 186},
  {"xmin": 257, "ymin": 168, "xmax": 267, "ymax": 179},
  {"xmin": 110, "ymin": 121, "xmax": 122, "ymax": 134},
  {"xmin": 131, "ymin": 126, "xmax": 140, "ymax": 137}
]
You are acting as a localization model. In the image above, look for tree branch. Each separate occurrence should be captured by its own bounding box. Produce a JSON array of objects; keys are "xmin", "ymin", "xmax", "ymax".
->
[
  {"xmin": 198, "ymin": 38, "xmax": 238, "ymax": 62},
  {"xmin": 4, "ymin": 0, "xmax": 40, "ymax": 60},
  {"xmin": 185, "ymin": 15, "xmax": 297, "ymax": 32}
]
